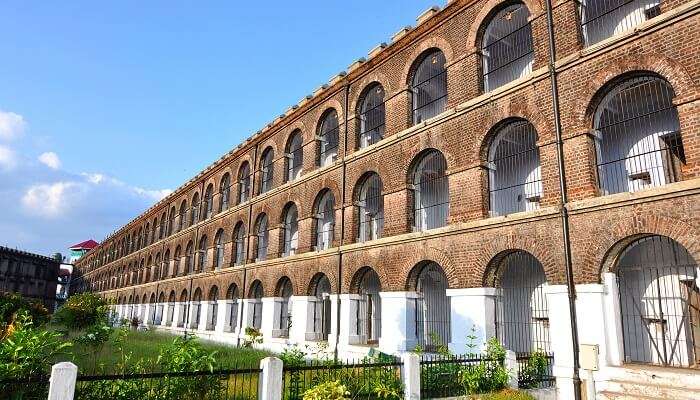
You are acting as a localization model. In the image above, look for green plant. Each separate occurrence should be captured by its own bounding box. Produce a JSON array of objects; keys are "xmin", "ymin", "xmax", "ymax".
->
[
  {"xmin": 476, "ymin": 388, "xmax": 536, "ymax": 400},
  {"xmin": 74, "ymin": 322, "xmax": 114, "ymax": 373},
  {"xmin": 0, "ymin": 292, "xmax": 49, "ymax": 339},
  {"xmin": 518, "ymin": 350, "xmax": 549, "ymax": 389},
  {"xmin": 242, "ymin": 326, "xmax": 263, "ymax": 347},
  {"xmin": 53, "ymin": 293, "xmax": 109, "ymax": 331},
  {"xmin": 302, "ymin": 380, "xmax": 348, "ymax": 400}
]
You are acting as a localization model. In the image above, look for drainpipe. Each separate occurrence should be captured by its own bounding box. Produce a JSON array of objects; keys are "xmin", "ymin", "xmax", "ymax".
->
[
  {"xmin": 237, "ymin": 144, "xmax": 258, "ymax": 346},
  {"xmin": 334, "ymin": 80, "xmax": 350, "ymax": 361},
  {"xmin": 184, "ymin": 225, "xmax": 199, "ymax": 337},
  {"xmin": 543, "ymin": 1, "xmax": 582, "ymax": 399}
]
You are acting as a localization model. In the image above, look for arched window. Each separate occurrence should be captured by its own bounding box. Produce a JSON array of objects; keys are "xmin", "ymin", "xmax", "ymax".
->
[
  {"xmin": 275, "ymin": 277, "xmax": 293, "ymax": 338},
  {"xmin": 353, "ymin": 267, "xmax": 382, "ymax": 345},
  {"xmin": 207, "ymin": 286, "xmax": 219, "ymax": 330},
  {"xmin": 481, "ymin": 3, "xmax": 534, "ymax": 92},
  {"xmin": 177, "ymin": 289, "xmax": 188, "ymax": 327},
  {"xmin": 414, "ymin": 262, "xmax": 451, "ymax": 351},
  {"xmin": 168, "ymin": 207, "xmax": 176, "ymax": 236},
  {"xmin": 356, "ymin": 173, "xmax": 384, "ymax": 242},
  {"xmin": 259, "ymin": 147, "xmax": 274, "ymax": 194},
  {"xmin": 593, "ymin": 75, "xmax": 683, "ymax": 195},
  {"xmin": 411, "ymin": 150, "xmax": 449, "ymax": 231},
  {"xmin": 220, "ymin": 173, "xmax": 231, "ymax": 212},
  {"xmin": 579, "ymin": 0, "xmax": 660, "ymax": 46},
  {"xmin": 198, "ymin": 235, "xmax": 208, "ymax": 271},
  {"xmin": 166, "ymin": 290, "xmax": 176, "ymax": 325},
  {"xmin": 358, "ymin": 83, "xmax": 385, "ymax": 149},
  {"xmin": 237, "ymin": 162, "xmax": 251, "ymax": 204},
  {"xmin": 152, "ymin": 218, "xmax": 158, "ymax": 243},
  {"xmin": 179, "ymin": 200, "xmax": 188, "ymax": 230},
  {"xmin": 159, "ymin": 213, "xmax": 166, "ymax": 239},
  {"xmin": 162, "ymin": 250, "xmax": 170, "ymax": 279},
  {"xmin": 191, "ymin": 193, "xmax": 200, "ymax": 225},
  {"xmin": 174, "ymin": 246, "xmax": 182, "ymax": 276},
  {"xmin": 310, "ymin": 274, "xmax": 332, "ymax": 340},
  {"xmin": 190, "ymin": 288, "xmax": 202, "ymax": 329},
  {"xmin": 233, "ymin": 222, "xmax": 246, "ymax": 266},
  {"xmin": 203, "ymin": 185, "xmax": 214, "ymax": 220},
  {"xmin": 615, "ymin": 235, "xmax": 697, "ymax": 367},
  {"xmin": 249, "ymin": 280, "xmax": 264, "ymax": 330},
  {"xmin": 314, "ymin": 190, "xmax": 335, "ymax": 250},
  {"xmin": 185, "ymin": 241, "xmax": 194, "ymax": 274},
  {"xmin": 317, "ymin": 109, "xmax": 339, "ymax": 167},
  {"xmin": 226, "ymin": 284, "xmax": 240, "ymax": 332},
  {"xmin": 285, "ymin": 130, "xmax": 304, "ymax": 182},
  {"xmin": 255, "ymin": 214, "xmax": 269, "ymax": 261},
  {"xmin": 487, "ymin": 119, "xmax": 542, "ymax": 216},
  {"xmin": 213, "ymin": 229, "xmax": 225, "ymax": 270},
  {"xmin": 144, "ymin": 223, "xmax": 151, "ymax": 247},
  {"xmin": 491, "ymin": 251, "xmax": 550, "ymax": 354},
  {"xmin": 411, "ymin": 49, "xmax": 447, "ymax": 124},
  {"xmin": 282, "ymin": 203, "xmax": 299, "ymax": 256}
]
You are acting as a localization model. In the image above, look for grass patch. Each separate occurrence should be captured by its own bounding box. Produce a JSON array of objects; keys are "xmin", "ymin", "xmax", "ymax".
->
[
  {"xmin": 53, "ymin": 328, "xmax": 270, "ymax": 374},
  {"xmin": 469, "ymin": 389, "xmax": 536, "ymax": 399}
]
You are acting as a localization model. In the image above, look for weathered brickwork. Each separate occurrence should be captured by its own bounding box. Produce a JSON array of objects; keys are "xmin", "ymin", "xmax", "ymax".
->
[{"xmin": 73, "ymin": 0, "xmax": 700, "ymax": 310}]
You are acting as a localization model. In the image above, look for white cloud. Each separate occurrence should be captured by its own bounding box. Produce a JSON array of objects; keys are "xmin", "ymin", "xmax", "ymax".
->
[
  {"xmin": 0, "ymin": 145, "xmax": 17, "ymax": 170},
  {"xmin": 38, "ymin": 151, "xmax": 61, "ymax": 169},
  {"xmin": 0, "ymin": 110, "xmax": 26, "ymax": 141},
  {"xmin": 21, "ymin": 181, "xmax": 81, "ymax": 218}
]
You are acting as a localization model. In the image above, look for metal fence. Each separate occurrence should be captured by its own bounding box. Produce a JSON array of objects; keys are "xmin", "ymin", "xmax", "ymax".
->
[
  {"xmin": 420, "ymin": 354, "xmax": 501, "ymax": 398},
  {"xmin": 1, "ymin": 376, "xmax": 50, "ymax": 400},
  {"xmin": 578, "ymin": 0, "xmax": 661, "ymax": 46},
  {"xmin": 516, "ymin": 352, "xmax": 555, "ymax": 389},
  {"xmin": 73, "ymin": 367, "xmax": 260, "ymax": 400},
  {"xmin": 282, "ymin": 358, "xmax": 403, "ymax": 400}
]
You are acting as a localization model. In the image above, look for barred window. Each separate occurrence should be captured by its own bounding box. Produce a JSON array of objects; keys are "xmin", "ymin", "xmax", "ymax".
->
[
  {"xmin": 207, "ymin": 286, "xmax": 218, "ymax": 330},
  {"xmin": 174, "ymin": 246, "xmax": 182, "ymax": 276},
  {"xmin": 317, "ymin": 109, "xmax": 339, "ymax": 167},
  {"xmin": 285, "ymin": 130, "xmax": 304, "ymax": 182},
  {"xmin": 159, "ymin": 213, "xmax": 165, "ymax": 240},
  {"xmin": 414, "ymin": 262, "xmax": 451, "ymax": 351},
  {"xmin": 412, "ymin": 150, "xmax": 449, "ymax": 231},
  {"xmin": 282, "ymin": 203, "xmax": 299, "ymax": 256},
  {"xmin": 220, "ymin": 173, "xmax": 231, "ymax": 212},
  {"xmin": 226, "ymin": 284, "xmax": 239, "ymax": 332},
  {"xmin": 276, "ymin": 277, "xmax": 293, "ymax": 337},
  {"xmin": 314, "ymin": 190, "xmax": 335, "ymax": 251},
  {"xmin": 167, "ymin": 207, "xmax": 176, "ymax": 236},
  {"xmin": 411, "ymin": 49, "xmax": 447, "ymax": 125},
  {"xmin": 579, "ymin": 0, "xmax": 661, "ymax": 46},
  {"xmin": 255, "ymin": 214, "xmax": 269, "ymax": 262},
  {"xmin": 213, "ymin": 229, "xmax": 224, "ymax": 270},
  {"xmin": 311, "ymin": 274, "xmax": 332, "ymax": 340},
  {"xmin": 198, "ymin": 236, "xmax": 208, "ymax": 271},
  {"xmin": 481, "ymin": 3, "xmax": 534, "ymax": 92},
  {"xmin": 179, "ymin": 200, "xmax": 188, "ymax": 230},
  {"xmin": 487, "ymin": 119, "xmax": 542, "ymax": 216},
  {"xmin": 233, "ymin": 222, "xmax": 246, "ymax": 266},
  {"xmin": 185, "ymin": 241, "xmax": 194, "ymax": 274},
  {"xmin": 358, "ymin": 83, "xmax": 385, "ymax": 149},
  {"xmin": 356, "ymin": 173, "xmax": 384, "ymax": 242},
  {"xmin": 190, "ymin": 193, "xmax": 200, "ymax": 226},
  {"xmin": 259, "ymin": 147, "xmax": 274, "ymax": 194},
  {"xmin": 203, "ymin": 184, "xmax": 214, "ymax": 220},
  {"xmin": 594, "ymin": 75, "xmax": 683, "ymax": 195},
  {"xmin": 250, "ymin": 280, "xmax": 263, "ymax": 330},
  {"xmin": 237, "ymin": 162, "xmax": 251, "ymax": 204}
]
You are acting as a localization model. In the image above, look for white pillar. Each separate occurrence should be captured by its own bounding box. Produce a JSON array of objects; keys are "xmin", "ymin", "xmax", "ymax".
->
[
  {"xmin": 602, "ymin": 273, "xmax": 624, "ymax": 366},
  {"xmin": 339, "ymin": 294, "xmax": 362, "ymax": 345},
  {"xmin": 189, "ymin": 302, "xmax": 201, "ymax": 329},
  {"xmin": 378, "ymin": 291, "xmax": 420, "ymax": 354},
  {"xmin": 198, "ymin": 302, "xmax": 209, "ymax": 331},
  {"xmin": 171, "ymin": 302, "xmax": 181, "ymax": 328},
  {"xmin": 241, "ymin": 299, "xmax": 257, "ymax": 331},
  {"xmin": 328, "ymin": 294, "xmax": 340, "ymax": 348},
  {"xmin": 445, "ymin": 287, "xmax": 498, "ymax": 354},
  {"xmin": 261, "ymin": 297, "xmax": 282, "ymax": 339},
  {"xmin": 258, "ymin": 357, "xmax": 283, "ymax": 400},
  {"xmin": 215, "ymin": 299, "xmax": 228, "ymax": 332},
  {"xmin": 224, "ymin": 300, "xmax": 240, "ymax": 333},
  {"xmin": 505, "ymin": 350, "xmax": 518, "ymax": 389},
  {"xmin": 401, "ymin": 353, "xmax": 420, "ymax": 400},
  {"xmin": 289, "ymin": 296, "xmax": 315, "ymax": 343},
  {"xmin": 48, "ymin": 362, "xmax": 77, "ymax": 400},
  {"xmin": 545, "ymin": 285, "xmax": 576, "ymax": 400}
]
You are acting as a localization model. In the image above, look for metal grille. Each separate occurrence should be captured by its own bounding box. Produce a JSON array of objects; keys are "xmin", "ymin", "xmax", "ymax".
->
[
  {"xmin": 359, "ymin": 83, "xmax": 385, "ymax": 148},
  {"xmin": 617, "ymin": 235, "xmax": 699, "ymax": 367},
  {"xmin": 208, "ymin": 287, "xmax": 219, "ymax": 330},
  {"xmin": 517, "ymin": 352, "xmax": 555, "ymax": 389},
  {"xmin": 594, "ymin": 75, "xmax": 683, "ymax": 195},
  {"xmin": 179, "ymin": 201, "xmax": 188, "ymax": 230},
  {"xmin": 357, "ymin": 173, "xmax": 384, "ymax": 242},
  {"xmin": 413, "ymin": 150, "xmax": 449, "ymax": 231},
  {"xmin": 277, "ymin": 279, "xmax": 293, "ymax": 337},
  {"xmin": 197, "ymin": 236, "xmax": 207, "ymax": 271},
  {"xmin": 186, "ymin": 243, "xmax": 194, "ymax": 274},
  {"xmin": 579, "ymin": 0, "xmax": 661, "ymax": 46},
  {"xmin": 481, "ymin": 4, "xmax": 534, "ymax": 92},
  {"xmin": 283, "ymin": 204, "xmax": 299, "ymax": 256},
  {"xmin": 495, "ymin": 251, "xmax": 551, "ymax": 354},
  {"xmin": 255, "ymin": 214, "xmax": 268, "ymax": 261},
  {"xmin": 315, "ymin": 191, "xmax": 335, "ymax": 250},
  {"xmin": 219, "ymin": 173, "xmax": 231, "ymax": 211},
  {"xmin": 311, "ymin": 275, "xmax": 332, "ymax": 340},
  {"xmin": 412, "ymin": 50, "xmax": 447, "ymax": 124},
  {"xmin": 214, "ymin": 230, "xmax": 224, "ymax": 270},
  {"xmin": 190, "ymin": 194, "xmax": 200, "ymax": 226},
  {"xmin": 354, "ymin": 268, "xmax": 382, "ymax": 344},
  {"xmin": 488, "ymin": 120, "xmax": 542, "ymax": 216},
  {"xmin": 238, "ymin": 162, "xmax": 251, "ymax": 204},
  {"xmin": 259, "ymin": 147, "xmax": 274, "ymax": 193},
  {"xmin": 318, "ymin": 110, "xmax": 339, "ymax": 167},
  {"xmin": 286, "ymin": 131, "xmax": 304, "ymax": 182},
  {"xmin": 233, "ymin": 224, "xmax": 246, "ymax": 265},
  {"xmin": 415, "ymin": 262, "xmax": 451, "ymax": 351},
  {"xmin": 203, "ymin": 185, "xmax": 214, "ymax": 220},
  {"xmin": 420, "ymin": 354, "xmax": 501, "ymax": 398}
]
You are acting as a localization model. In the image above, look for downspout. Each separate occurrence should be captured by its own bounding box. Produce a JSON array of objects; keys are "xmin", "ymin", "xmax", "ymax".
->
[
  {"xmin": 184, "ymin": 225, "xmax": 199, "ymax": 337},
  {"xmin": 543, "ymin": 1, "xmax": 582, "ymax": 399},
  {"xmin": 238, "ymin": 144, "xmax": 258, "ymax": 345},
  {"xmin": 335, "ymin": 80, "xmax": 350, "ymax": 361}
]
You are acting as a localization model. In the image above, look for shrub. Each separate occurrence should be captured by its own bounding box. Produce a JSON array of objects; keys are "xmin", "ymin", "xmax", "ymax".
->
[
  {"xmin": 0, "ymin": 292, "xmax": 49, "ymax": 339},
  {"xmin": 302, "ymin": 380, "xmax": 348, "ymax": 400},
  {"xmin": 476, "ymin": 388, "xmax": 535, "ymax": 400},
  {"xmin": 242, "ymin": 326, "xmax": 262, "ymax": 347},
  {"xmin": 518, "ymin": 350, "xmax": 550, "ymax": 389},
  {"xmin": 458, "ymin": 338, "xmax": 509, "ymax": 395},
  {"xmin": 53, "ymin": 293, "xmax": 109, "ymax": 330}
]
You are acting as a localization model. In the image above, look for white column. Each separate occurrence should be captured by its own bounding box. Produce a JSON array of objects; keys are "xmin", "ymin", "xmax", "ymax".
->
[
  {"xmin": 48, "ymin": 362, "xmax": 77, "ymax": 400},
  {"xmin": 261, "ymin": 297, "xmax": 282, "ymax": 339},
  {"xmin": 198, "ymin": 302, "xmax": 209, "ymax": 331},
  {"xmin": 328, "ymin": 294, "xmax": 340, "ymax": 348},
  {"xmin": 378, "ymin": 291, "xmax": 420, "ymax": 354},
  {"xmin": 289, "ymin": 296, "xmax": 315, "ymax": 343},
  {"xmin": 258, "ymin": 357, "xmax": 283, "ymax": 400},
  {"xmin": 189, "ymin": 302, "xmax": 201, "ymax": 329},
  {"xmin": 224, "ymin": 300, "xmax": 240, "ymax": 333},
  {"xmin": 401, "ymin": 353, "xmax": 420, "ymax": 400},
  {"xmin": 241, "ymin": 299, "xmax": 257, "ymax": 331},
  {"xmin": 215, "ymin": 299, "xmax": 228, "ymax": 333},
  {"xmin": 545, "ymin": 285, "xmax": 576, "ymax": 400},
  {"xmin": 602, "ymin": 273, "xmax": 624, "ymax": 366},
  {"xmin": 445, "ymin": 287, "xmax": 498, "ymax": 354},
  {"xmin": 338, "ymin": 294, "xmax": 361, "ymax": 345},
  {"xmin": 171, "ymin": 302, "xmax": 181, "ymax": 328}
]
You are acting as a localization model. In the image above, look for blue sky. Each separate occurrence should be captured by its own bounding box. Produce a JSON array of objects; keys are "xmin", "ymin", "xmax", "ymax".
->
[{"xmin": 0, "ymin": 1, "xmax": 435, "ymax": 257}]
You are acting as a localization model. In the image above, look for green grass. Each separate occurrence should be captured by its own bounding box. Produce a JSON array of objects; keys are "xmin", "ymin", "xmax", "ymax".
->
[{"xmin": 53, "ymin": 328, "xmax": 271, "ymax": 375}]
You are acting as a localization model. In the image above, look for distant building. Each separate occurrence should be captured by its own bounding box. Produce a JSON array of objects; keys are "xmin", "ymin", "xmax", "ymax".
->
[
  {"xmin": 69, "ymin": 240, "xmax": 98, "ymax": 263},
  {"xmin": 0, "ymin": 246, "xmax": 60, "ymax": 310}
]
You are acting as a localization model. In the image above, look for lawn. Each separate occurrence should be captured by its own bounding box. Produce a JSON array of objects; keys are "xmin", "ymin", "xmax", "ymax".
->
[{"xmin": 53, "ymin": 328, "xmax": 271, "ymax": 375}]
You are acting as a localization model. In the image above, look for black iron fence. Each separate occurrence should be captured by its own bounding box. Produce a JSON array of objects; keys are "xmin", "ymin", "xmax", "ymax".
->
[
  {"xmin": 73, "ymin": 367, "xmax": 260, "ymax": 400},
  {"xmin": 419, "ymin": 354, "xmax": 501, "ymax": 399},
  {"xmin": 1, "ymin": 376, "xmax": 50, "ymax": 400},
  {"xmin": 516, "ymin": 352, "xmax": 555, "ymax": 389},
  {"xmin": 282, "ymin": 358, "xmax": 403, "ymax": 400}
]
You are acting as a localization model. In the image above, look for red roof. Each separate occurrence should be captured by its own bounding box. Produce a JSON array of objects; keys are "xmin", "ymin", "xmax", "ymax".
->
[{"xmin": 69, "ymin": 239, "xmax": 99, "ymax": 250}]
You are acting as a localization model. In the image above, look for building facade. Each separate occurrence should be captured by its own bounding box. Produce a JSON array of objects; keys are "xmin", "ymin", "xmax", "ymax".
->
[
  {"xmin": 0, "ymin": 246, "xmax": 60, "ymax": 310},
  {"xmin": 73, "ymin": 0, "xmax": 700, "ymax": 398}
]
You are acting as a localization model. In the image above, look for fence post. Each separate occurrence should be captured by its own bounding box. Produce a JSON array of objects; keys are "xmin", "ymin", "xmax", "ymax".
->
[
  {"xmin": 259, "ymin": 356, "xmax": 283, "ymax": 400},
  {"xmin": 505, "ymin": 350, "xmax": 519, "ymax": 389},
  {"xmin": 47, "ymin": 362, "xmax": 77, "ymax": 400},
  {"xmin": 401, "ymin": 353, "xmax": 420, "ymax": 400}
]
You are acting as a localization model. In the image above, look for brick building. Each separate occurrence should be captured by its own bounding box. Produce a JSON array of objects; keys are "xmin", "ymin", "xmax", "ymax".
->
[
  {"xmin": 0, "ymin": 246, "xmax": 60, "ymax": 310},
  {"xmin": 73, "ymin": 0, "xmax": 700, "ymax": 398}
]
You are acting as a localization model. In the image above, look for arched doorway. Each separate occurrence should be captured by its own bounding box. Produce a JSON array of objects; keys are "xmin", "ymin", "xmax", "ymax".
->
[
  {"xmin": 616, "ymin": 235, "xmax": 699, "ymax": 367},
  {"xmin": 310, "ymin": 274, "xmax": 332, "ymax": 341},
  {"xmin": 353, "ymin": 267, "xmax": 382, "ymax": 345},
  {"xmin": 413, "ymin": 261, "xmax": 451, "ymax": 351}
]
